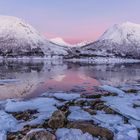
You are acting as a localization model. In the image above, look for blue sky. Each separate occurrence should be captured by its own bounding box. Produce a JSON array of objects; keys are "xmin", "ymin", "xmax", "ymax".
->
[{"xmin": 0, "ymin": 0, "xmax": 139, "ymax": 43}]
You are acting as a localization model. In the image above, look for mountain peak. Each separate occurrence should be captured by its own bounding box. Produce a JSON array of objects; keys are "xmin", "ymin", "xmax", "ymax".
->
[
  {"xmin": 100, "ymin": 22, "xmax": 140, "ymax": 44},
  {"xmin": 50, "ymin": 37, "xmax": 71, "ymax": 46}
]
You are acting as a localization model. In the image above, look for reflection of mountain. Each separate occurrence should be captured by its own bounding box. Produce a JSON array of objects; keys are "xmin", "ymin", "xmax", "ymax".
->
[
  {"xmin": 0, "ymin": 61, "xmax": 44, "ymax": 75},
  {"xmin": 1, "ymin": 61, "xmax": 140, "ymax": 99},
  {"xmin": 0, "ymin": 60, "xmax": 68, "ymax": 99},
  {"xmin": 80, "ymin": 63, "xmax": 140, "ymax": 86}
]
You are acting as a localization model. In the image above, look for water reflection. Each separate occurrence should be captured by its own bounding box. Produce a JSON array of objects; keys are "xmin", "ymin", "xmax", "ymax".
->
[{"xmin": 0, "ymin": 60, "xmax": 140, "ymax": 99}]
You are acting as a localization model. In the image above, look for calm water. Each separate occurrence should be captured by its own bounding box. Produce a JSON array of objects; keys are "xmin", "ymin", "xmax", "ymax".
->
[{"xmin": 0, "ymin": 60, "xmax": 140, "ymax": 100}]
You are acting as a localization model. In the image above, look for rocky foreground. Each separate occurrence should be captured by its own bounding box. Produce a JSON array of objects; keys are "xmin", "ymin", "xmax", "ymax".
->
[{"xmin": 0, "ymin": 85, "xmax": 140, "ymax": 140}]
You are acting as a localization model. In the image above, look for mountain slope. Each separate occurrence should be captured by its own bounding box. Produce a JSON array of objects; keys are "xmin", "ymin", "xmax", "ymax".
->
[
  {"xmin": 0, "ymin": 16, "xmax": 70, "ymax": 58},
  {"xmin": 50, "ymin": 37, "xmax": 72, "ymax": 47},
  {"xmin": 76, "ymin": 22, "xmax": 140, "ymax": 59},
  {"xmin": 50, "ymin": 37, "xmax": 91, "ymax": 48}
]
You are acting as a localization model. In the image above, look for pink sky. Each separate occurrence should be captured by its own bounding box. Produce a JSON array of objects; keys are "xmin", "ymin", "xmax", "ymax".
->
[{"xmin": 44, "ymin": 24, "xmax": 108, "ymax": 44}]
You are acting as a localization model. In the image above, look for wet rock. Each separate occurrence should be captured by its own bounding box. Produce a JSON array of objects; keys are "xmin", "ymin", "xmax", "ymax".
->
[
  {"xmin": 48, "ymin": 110, "xmax": 67, "ymax": 129},
  {"xmin": 65, "ymin": 100, "xmax": 75, "ymax": 106},
  {"xmin": 58, "ymin": 105, "xmax": 70, "ymax": 117},
  {"xmin": 94, "ymin": 102, "xmax": 106, "ymax": 110},
  {"xmin": 74, "ymin": 100, "xmax": 86, "ymax": 106},
  {"xmin": 81, "ymin": 94, "xmax": 101, "ymax": 99},
  {"xmin": 67, "ymin": 121, "xmax": 114, "ymax": 140},
  {"xmin": 133, "ymin": 101, "xmax": 140, "ymax": 108},
  {"xmin": 103, "ymin": 107, "xmax": 116, "ymax": 114},
  {"xmin": 22, "ymin": 129, "xmax": 56, "ymax": 140},
  {"xmin": 83, "ymin": 108, "xmax": 97, "ymax": 115},
  {"xmin": 89, "ymin": 99, "xmax": 104, "ymax": 106},
  {"xmin": 11, "ymin": 110, "xmax": 38, "ymax": 121},
  {"xmin": 124, "ymin": 89, "xmax": 138, "ymax": 94},
  {"xmin": 8, "ymin": 132, "xmax": 24, "ymax": 140}
]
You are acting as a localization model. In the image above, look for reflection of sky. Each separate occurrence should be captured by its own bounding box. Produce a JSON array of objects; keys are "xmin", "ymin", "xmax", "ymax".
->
[
  {"xmin": 41, "ymin": 71, "xmax": 100, "ymax": 94},
  {"xmin": 0, "ymin": 0, "xmax": 139, "ymax": 43},
  {"xmin": 54, "ymin": 75, "xmax": 66, "ymax": 82}
]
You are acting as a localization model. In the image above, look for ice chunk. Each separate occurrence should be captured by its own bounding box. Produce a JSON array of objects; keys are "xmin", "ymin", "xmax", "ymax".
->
[
  {"xmin": 53, "ymin": 93, "xmax": 80, "ymax": 101},
  {"xmin": 4, "ymin": 98, "xmax": 58, "ymax": 126},
  {"xmin": 100, "ymin": 85, "xmax": 125, "ymax": 96},
  {"xmin": 94, "ymin": 113, "xmax": 123, "ymax": 125},
  {"xmin": 56, "ymin": 128, "xmax": 96, "ymax": 140},
  {"xmin": 68, "ymin": 106, "xmax": 93, "ymax": 121},
  {"xmin": 103, "ymin": 95, "xmax": 140, "ymax": 121}
]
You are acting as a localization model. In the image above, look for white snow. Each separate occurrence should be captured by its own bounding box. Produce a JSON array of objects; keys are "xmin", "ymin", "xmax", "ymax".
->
[
  {"xmin": 0, "ymin": 16, "xmax": 71, "ymax": 58},
  {"xmin": 0, "ymin": 16, "xmax": 47, "ymax": 48},
  {"xmin": 56, "ymin": 128, "xmax": 96, "ymax": 140},
  {"xmin": 67, "ymin": 57, "xmax": 140, "ymax": 64},
  {"xmin": 50, "ymin": 37, "xmax": 72, "ymax": 47},
  {"xmin": 100, "ymin": 22, "xmax": 140, "ymax": 45},
  {"xmin": 50, "ymin": 37, "xmax": 90, "ymax": 47},
  {"xmin": 53, "ymin": 93, "xmax": 80, "ymax": 101}
]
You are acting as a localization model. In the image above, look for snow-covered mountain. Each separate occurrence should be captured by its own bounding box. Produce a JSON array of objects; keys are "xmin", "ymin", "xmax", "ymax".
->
[
  {"xmin": 50, "ymin": 37, "xmax": 90, "ymax": 48},
  {"xmin": 100, "ymin": 22, "xmax": 140, "ymax": 45},
  {"xmin": 72, "ymin": 22, "xmax": 140, "ymax": 59},
  {"xmin": 50, "ymin": 37, "xmax": 72, "ymax": 47},
  {"xmin": 0, "ymin": 16, "xmax": 70, "ymax": 58}
]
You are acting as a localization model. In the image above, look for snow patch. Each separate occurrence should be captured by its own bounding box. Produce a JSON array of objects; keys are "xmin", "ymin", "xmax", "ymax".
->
[{"xmin": 56, "ymin": 128, "xmax": 96, "ymax": 140}]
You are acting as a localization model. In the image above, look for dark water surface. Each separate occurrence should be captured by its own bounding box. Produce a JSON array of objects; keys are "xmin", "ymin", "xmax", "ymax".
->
[{"xmin": 0, "ymin": 60, "xmax": 140, "ymax": 100}]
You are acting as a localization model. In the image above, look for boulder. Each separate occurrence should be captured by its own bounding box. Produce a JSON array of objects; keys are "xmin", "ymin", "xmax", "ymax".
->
[
  {"xmin": 22, "ymin": 129, "xmax": 56, "ymax": 140},
  {"xmin": 67, "ymin": 121, "xmax": 114, "ymax": 140},
  {"xmin": 48, "ymin": 110, "xmax": 67, "ymax": 129}
]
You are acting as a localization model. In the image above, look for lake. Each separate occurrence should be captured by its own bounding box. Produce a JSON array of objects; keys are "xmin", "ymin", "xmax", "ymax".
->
[{"xmin": 0, "ymin": 59, "xmax": 140, "ymax": 100}]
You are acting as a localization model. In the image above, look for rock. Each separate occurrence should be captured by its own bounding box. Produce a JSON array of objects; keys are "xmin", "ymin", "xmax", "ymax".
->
[
  {"xmin": 67, "ymin": 121, "xmax": 114, "ymax": 140},
  {"xmin": 103, "ymin": 107, "xmax": 116, "ymax": 114},
  {"xmin": 89, "ymin": 99, "xmax": 104, "ymax": 106},
  {"xmin": 8, "ymin": 132, "xmax": 24, "ymax": 140},
  {"xmin": 125, "ymin": 89, "xmax": 138, "ymax": 94},
  {"xmin": 74, "ymin": 100, "xmax": 86, "ymax": 106},
  {"xmin": 83, "ymin": 108, "xmax": 97, "ymax": 115},
  {"xmin": 11, "ymin": 110, "xmax": 38, "ymax": 121},
  {"xmin": 59, "ymin": 105, "xmax": 69, "ymax": 116},
  {"xmin": 48, "ymin": 110, "xmax": 67, "ymax": 129},
  {"xmin": 22, "ymin": 129, "xmax": 56, "ymax": 140},
  {"xmin": 81, "ymin": 94, "xmax": 101, "ymax": 99},
  {"xmin": 133, "ymin": 102, "xmax": 140, "ymax": 108},
  {"xmin": 94, "ymin": 103, "xmax": 106, "ymax": 110}
]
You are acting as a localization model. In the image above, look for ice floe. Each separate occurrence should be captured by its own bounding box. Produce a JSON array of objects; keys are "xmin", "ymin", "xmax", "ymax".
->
[
  {"xmin": 100, "ymin": 85, "xmax": 125, "ymax": 96},
  {"xmin": 53, "ymin": 93, "xmax": 80, "ymax": 101},
  {"xmin": 56, "ymin": 128, "xmax": 96, "ymax": 140},
  {"xmin": 68, "ymin": 106, "xmax": 93, "ymax": 121},
  {"xmin": 102, "ymin": 94, "xmax": 140, "ymax": 121}
]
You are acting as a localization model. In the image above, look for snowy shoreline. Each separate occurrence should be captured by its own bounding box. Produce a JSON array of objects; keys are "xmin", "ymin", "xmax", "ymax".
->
[
  {"xmin": 66, "ymin": 57, "xmax": 140, "ymax": 64},
  {"xmin": 0, "ymin": 56, "xmax": 140, "ymax": 65},
  {"xmin": 0, "ymin": 85, "xmax": 139, "ymax": 140}
]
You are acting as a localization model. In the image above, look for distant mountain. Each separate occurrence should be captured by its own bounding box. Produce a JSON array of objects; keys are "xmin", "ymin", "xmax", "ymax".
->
[
  {"xmin": 50, "ymin": 37, "xmax": 72, "ymax": 47},
  {"xmin": 72, "ymin": 22, "xmax": 140, "ymax": 59},
  {"xmin": 0, "ymin": 16, "xmax": 70, "ymax": 58},
  {"xmin": 50, "ymin": 37, "xmax": 91, "ymax": 48}
]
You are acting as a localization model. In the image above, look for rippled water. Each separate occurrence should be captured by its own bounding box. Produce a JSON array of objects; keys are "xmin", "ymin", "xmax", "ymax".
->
[{"xmin": 0, "ymin": 60, "xmax": 140, "ymax": 100}]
